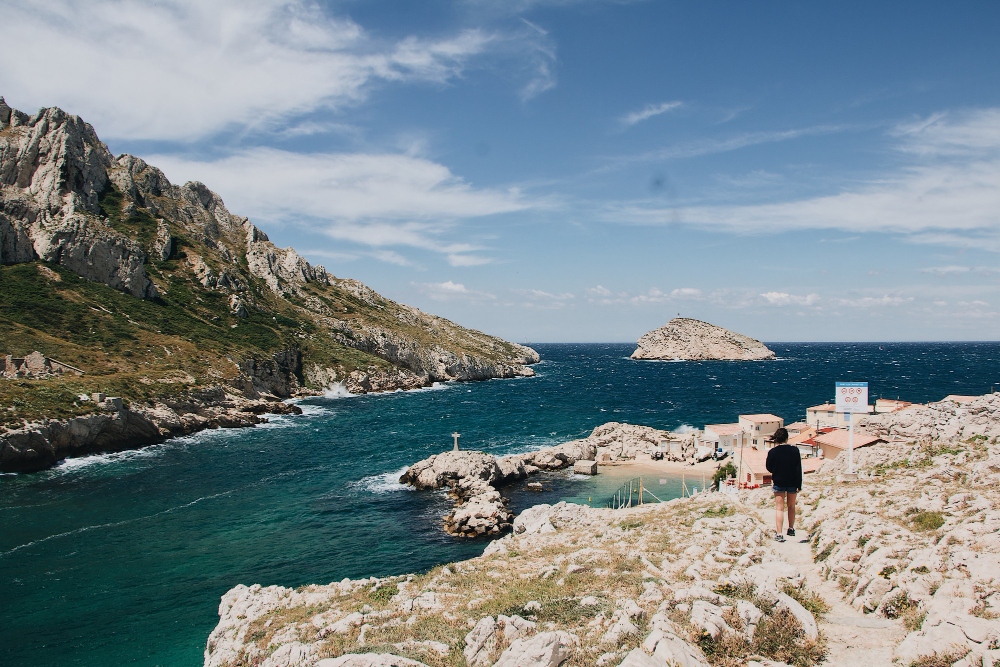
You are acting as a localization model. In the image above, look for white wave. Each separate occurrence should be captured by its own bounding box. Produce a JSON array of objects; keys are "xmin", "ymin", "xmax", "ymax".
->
[
  {"xmin": 323, "ymin": 382, "xmax": 356, "ymax": 399},
  {"xmin": 0, "ymin": 489, "xmax": 233, "ymax": 558},
  {"xmin": 671, "ymin": 424, "xmax": 698, "ymax": 435},
  {"xmin": 53, "ymin": 444, "xmax": 171, "ymax": 472},
  {"xmin": 295, "ymin": 404, "xmax": 335, "ymax": 417},
  {"xmin": 351, "ymin": 466, "xmax": 413, "ymax": 494}
]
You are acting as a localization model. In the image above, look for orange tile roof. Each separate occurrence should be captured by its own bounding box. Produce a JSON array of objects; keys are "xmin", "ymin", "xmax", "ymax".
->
[
  {"xmin": 705, "ymin": 423, "xmax": 743, "ymax": 435},
  {"xmin": 785, "ymin": 421, "xmax": 810, "ymax": 431},
  {"xmin": 734, "ymin": 447, "xmax": 769, "ymax": 474},
  {"xmin": 801, "ymin": 458, "xmax": 824, "ymax": 473},
  {"xmin": 813, "ymin": 429, "xmax": 884, "ymax": 450},
  {"xmin": 739, "ymin": 414, "xmax": 783, "ymax": 423},
  {"xmin": 808, "ymin": 404, "xmax": 836, "ymax": 411}
]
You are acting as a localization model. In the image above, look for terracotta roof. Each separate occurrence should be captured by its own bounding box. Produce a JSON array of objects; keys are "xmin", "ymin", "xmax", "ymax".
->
[
  {"xmin": 734, "ymin": 447, "xmax": 769, "ymax": 474},
  {"xmin": 807, "ymin": 404, "xmax": 836, "ymax": 411},
  {"xmin": 813, "ymin": 429, "xmax": 885, "ymax": 450},
  {"xmin": 789, "ymin": 427, "xmax": 817, "ymax": 445},
  {"xmin": 801, "ymin": 458, "xmax": 824, "ymax": 473},
  {"xmin": 785, "ymin": 421, "xmax": 810, "ymax": 431},
  {"xmin": 704, "ymin": 423, "xmax": 743, "ymax": 436},
  {"xmin": 739, "ymin": 414, "xmax": 783, "ymax": 423},
  {"xmin": 876, "ymin": 399, "xmax": 912, "ymax": 408}
]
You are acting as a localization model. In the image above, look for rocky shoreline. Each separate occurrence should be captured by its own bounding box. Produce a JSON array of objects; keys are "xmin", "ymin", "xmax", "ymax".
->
[
  {"xmin": 0, "ymin": 363, "xmax": 538, "ymax": 474},
  {"xmin": 202, "ymin": 393, "xmax": 1000, "ymax": 667},
  {"xmin": 399, "ymin": 422, "xmax": 673, "ymax": 537}
]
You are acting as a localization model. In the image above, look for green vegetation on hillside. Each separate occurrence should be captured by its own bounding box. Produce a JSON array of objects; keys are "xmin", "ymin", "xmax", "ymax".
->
[{"xmin": 0, "ymin": 260, "xmax": 394, "ymax": 427}]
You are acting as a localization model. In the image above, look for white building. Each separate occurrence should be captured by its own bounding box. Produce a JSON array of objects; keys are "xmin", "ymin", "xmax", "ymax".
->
[
  {"xmin": 738, "ymin": 414, "xmax": 783, "ymax": 448},
  {"xmin": 806, "ymin": 403, "xmax": 872, "ymax": 428},
  {"xmin": 703, "ymin": 423, "xmax": 745, "ymax": 453}
]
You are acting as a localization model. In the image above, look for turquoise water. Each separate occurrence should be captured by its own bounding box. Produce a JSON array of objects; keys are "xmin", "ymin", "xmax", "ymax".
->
[{"xmin": 2, "ymin": 342, "xmax": 999, "ymax": 666}]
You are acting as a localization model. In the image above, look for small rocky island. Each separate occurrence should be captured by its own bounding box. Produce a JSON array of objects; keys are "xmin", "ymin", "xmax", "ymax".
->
[{"xmin": 631, "ymin": 318, "xmax": 775, "ymax": 361}]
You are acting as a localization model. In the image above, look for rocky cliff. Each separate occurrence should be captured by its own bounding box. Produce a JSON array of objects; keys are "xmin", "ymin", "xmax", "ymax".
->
[
  {"xmin": 631, "ymin": 318, "xmax": 774, "ymax": 361},
  {"xmin": 203, "ymin": 393, "xmax": 1000, "ymax": 667},
  {"xmin": 0, "ymin": 97, "xmax": 538, "ymax": 471}
]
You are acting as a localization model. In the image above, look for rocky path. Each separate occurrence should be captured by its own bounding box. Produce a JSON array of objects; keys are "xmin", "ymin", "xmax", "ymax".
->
[{"xmin": 760, "ymin": 501, "xmax": 906, "ymax": 666}]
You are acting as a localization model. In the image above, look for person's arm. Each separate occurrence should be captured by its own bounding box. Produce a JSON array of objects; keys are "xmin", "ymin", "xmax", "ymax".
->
[
  {"xmin": 795, "ymin": 449, "xmax": 803, "ymax": 489},
  {"xmin": 765, "ymin": 448, "xmax": 775, "ymax": 473}
]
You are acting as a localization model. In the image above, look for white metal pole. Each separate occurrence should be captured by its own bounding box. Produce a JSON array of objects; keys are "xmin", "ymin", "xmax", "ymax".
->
[{"xmin": 848, "ymin": 417, "xmax": 854, "ymax": 474}]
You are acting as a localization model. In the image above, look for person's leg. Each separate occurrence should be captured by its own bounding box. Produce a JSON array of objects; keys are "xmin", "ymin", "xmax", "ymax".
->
[
  {"xmin": 774, "ymin": 491, "xmax": 786, "ymax": 533},
  {"xmin": 787, "ymin": 491, "xmax": 797, "ymax": 534}
]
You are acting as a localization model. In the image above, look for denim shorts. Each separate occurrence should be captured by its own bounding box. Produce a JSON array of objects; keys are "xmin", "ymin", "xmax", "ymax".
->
[{"xmin": 773, "ymin": 485, "xmax": 800, "ymax": 494}]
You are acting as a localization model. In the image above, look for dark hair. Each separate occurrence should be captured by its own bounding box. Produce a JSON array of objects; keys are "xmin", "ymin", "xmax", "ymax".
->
[{"xmin": 771, "ymin": 427, "xmax": 788, "ymax": 444}]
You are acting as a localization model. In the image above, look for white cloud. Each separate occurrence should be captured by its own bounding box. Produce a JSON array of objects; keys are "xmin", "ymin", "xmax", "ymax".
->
[
  {"xmin": 511, "ymin": 288, "xmax": 575, "ymax": 309},
  {"xmin": 893, "ymin": 109, "xmax": 1000, "ymax": 157},
  {"xmin": 447, "ymin": 253, "xmax": 494, "ymax": 267},
  {"xmin": 921, "ymin": 265, "xmax": 999, "ymax": 276},
  {"xmin": 670, "ymin": 288, "xmax": 703, "ymax": 299},
  {"xmin": 619, "ymin": 101, "xmax": 683, "ymax": 127},
  {"xmin": 514, "ymin": 288, "xmax": 574, "ymax": 300},
  {"xmin": 759, "ymin": 292, "xmax": 820, "ymax": 307},
  {"xmin": 586, "ymin": 285, "xmax": 612, "ymax": 297},
  {"xmin": 605, "ymin": 109, "xmax": 1000, "ymax": 247},
  {"xmin": 414, "ymin": 280, "xmax": 496, "ymax": 302},
  {"xmin": 831, "ymin": 295, "xmax": 914, "ymax": 308},
  {"xmin": 0, "ymin": 0, "xmax": 532, "ymax": 141},
  {"xmin": 150, "ymin": 148, "xmax": 532, "ymax": 258}
]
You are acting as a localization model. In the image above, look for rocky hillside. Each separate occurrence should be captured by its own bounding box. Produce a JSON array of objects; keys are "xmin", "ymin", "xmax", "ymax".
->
[
  {"xmin": 0, "ymin": 97, "xmax": 537, "ymax": 471},
  {"xmin": 203, "ymin": 394, "xmax": 1000, "ymax": 667},
  {"xmin": 631, "ymin": 319, "xmax": 774, "ymax": 361}
]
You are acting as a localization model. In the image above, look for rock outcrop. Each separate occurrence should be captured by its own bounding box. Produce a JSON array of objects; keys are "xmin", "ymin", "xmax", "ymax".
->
[
  {"xmin": 631, "ymin": 318, "xmax": 774, "ymax": 361},
  {"xmin": 400, "ymin": 423, "xmax": 670, "ymax": 537},
  {"xmin": 0, "ymin": 97, "xmax": 539, "ymax": 471},
  {"xmin": 0, "ymin": 390, "xmax": 302, "ymax": 473},
  {"xmin": 205, "ymin": 392, "xmax": 1000, "ymax": 667}
]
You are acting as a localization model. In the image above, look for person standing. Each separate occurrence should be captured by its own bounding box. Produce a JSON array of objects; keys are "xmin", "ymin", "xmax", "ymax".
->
[{"xmin": 765, "ymin": 427, "xmax": 801, "ymax": 542}]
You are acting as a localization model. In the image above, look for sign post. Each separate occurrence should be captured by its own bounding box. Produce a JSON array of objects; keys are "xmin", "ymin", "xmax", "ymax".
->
[{"xmin": 835, "ymin": 381, "xmax": 869, "ymax": 476}]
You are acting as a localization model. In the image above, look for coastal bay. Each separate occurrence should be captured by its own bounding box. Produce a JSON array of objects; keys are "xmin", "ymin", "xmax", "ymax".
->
[{"xmin": 2, "ymin": 342, "xmax": 999, "ymax": 666}]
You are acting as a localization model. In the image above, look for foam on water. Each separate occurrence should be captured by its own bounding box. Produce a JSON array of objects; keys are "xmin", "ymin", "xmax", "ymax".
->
[
  {"xmin": 322, "ymin": 383, "xmax": 355, "ymax": 399},
  {"xmin": 351, "ymin": 466, "xmax": 413, "ymax": 494},
  {"xmin": 51, "ymin": 443, "xmax": 173, "ymax": 473}
]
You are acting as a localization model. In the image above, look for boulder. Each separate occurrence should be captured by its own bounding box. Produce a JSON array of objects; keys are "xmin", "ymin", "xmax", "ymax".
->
[{"xmin": 491, "ymin": 631, "xmax": 575, "ymax": 667}]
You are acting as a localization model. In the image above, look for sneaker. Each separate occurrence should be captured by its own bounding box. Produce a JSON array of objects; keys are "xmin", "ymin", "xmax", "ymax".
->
[
  {"xmin": 787, "ymin": 528, "xmax": 796, "ymax": 537},
  {"xmin": 774, "ymin": 533, "xmax": 785, "ymax": 542}
]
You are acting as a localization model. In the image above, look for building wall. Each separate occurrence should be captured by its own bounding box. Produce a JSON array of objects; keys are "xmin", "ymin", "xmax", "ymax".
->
[{"xmin": 738, "ymin": 417, "xmax": 783, "ymax": 448}]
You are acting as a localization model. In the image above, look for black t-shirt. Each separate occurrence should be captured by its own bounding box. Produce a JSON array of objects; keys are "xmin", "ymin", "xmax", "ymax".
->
[{"xmin": 765, "ymin": 444, "xmax": 803, "ymax": 490}]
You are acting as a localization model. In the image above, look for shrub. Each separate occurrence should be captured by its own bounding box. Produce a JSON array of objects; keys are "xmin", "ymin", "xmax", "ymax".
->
[
  {"xmin": 879, "ymin": 565, "xmax": 897, "ymax": 579},
  {"xmin": 703, "ymin": 505, "xmax": 735, "ymax": 518},
  {"xmin": 712, "ymin": 462, "xmax": 737, "ymax": 490},
  {"xmin": 909, "ymin": 511, "xmax": 945, "ymax": 532},
  {"xmin": 783, "ymin": 584, "xmax": 831, "ymax": 619},
  {"xmin": 907, "ymin": 651, "xmax": 969, "ymax": 667},
  {"xmin": 814, "ymin": 544, "xmax": 834, "ymax": 563}
]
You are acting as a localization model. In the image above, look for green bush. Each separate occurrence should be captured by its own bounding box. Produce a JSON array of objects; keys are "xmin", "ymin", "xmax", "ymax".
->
[
  {"xmin": 712, "ymin": 462, "xmax": 737, "ymax": 490},
  {"xmin": 909, "ymin": 511, "xmax": 945, "ymax": 532}
]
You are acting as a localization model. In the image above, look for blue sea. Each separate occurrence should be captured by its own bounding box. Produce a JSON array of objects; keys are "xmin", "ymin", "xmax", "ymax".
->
[{"xmin": 2, "ymin": 342, "xmax": 999, "ymax": 666}]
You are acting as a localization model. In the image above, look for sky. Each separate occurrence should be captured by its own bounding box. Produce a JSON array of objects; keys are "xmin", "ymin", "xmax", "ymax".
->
[{"xmin": 3, "ymin": 0, "xmax": 1000, "ymax": 343}]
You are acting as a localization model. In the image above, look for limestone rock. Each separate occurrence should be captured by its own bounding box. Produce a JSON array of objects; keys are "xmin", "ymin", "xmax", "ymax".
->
[
  {"xmin": 316, "ymin": 655, "xmax": 430, "ymax": 667},
  {"xmin": 401, "ymin": 451, "xmax": 502, "ymax": 490},
  {"xmin": 491, "ymin": 631, "xmax": 575, "ymax": 667},
  {"xmin": 631, "ymin": 318, "xmax": 774, "ymax": 361}
]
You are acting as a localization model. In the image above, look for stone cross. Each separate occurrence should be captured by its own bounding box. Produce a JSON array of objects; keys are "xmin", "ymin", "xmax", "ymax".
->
[{"xmin": 452, "ymin": 432, "xmax": 461, "ymax": 451}]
